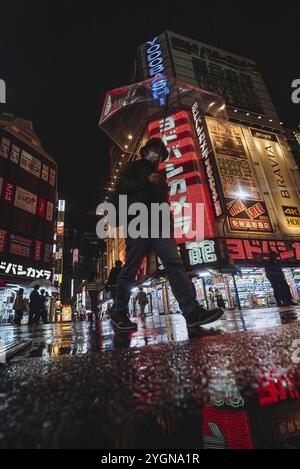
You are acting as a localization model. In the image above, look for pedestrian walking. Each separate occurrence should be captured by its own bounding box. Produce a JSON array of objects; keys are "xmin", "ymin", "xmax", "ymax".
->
[
  {"xmin": 264, "ymin": 252, "xmax": 294, "ymax": 306},
  {"xmin": 28, "ymin": 285, "xmax": 41, "ymax": 325},
  {"xmin": 215, "ymin": 288, "xmax": 226, "ymax": 309},
  {"xmin": 135, "ymin": 288, "xmax": 148, "ymax": 318},
  {"xmin": 38, "ymin": 289, "xmax": 49, "ymax": 324},
  {"xmin": 208, "ymin": 288, "xmax": 215, "ymax": 309},
  {"xmin": 106, "ymin": 260, "xmax": 123, "ymax": 301},
  {"xmin": 110, "ymin": 138, "xmax": 224, "ymax": 331},
  {"xmin": 13, "ymin": 288, "xmax": 27, "ymax": 326}
]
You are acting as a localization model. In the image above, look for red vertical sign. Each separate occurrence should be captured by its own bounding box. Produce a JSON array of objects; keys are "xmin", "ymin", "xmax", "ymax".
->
[
  {"xmin": 148, "ymin": 110, "xmax": 214, "ymax": 244},
  {"xmin": 37, "ymin": 198, "xmax": 47, "ymax": 218},
  {"xmin": 3, "ymin": 181, "xmax": 14, "ymax": 204}
]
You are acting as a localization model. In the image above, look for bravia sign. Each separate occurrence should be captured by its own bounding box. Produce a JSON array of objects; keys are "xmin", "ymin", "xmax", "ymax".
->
[{"xmin": 251, "ymin": 129, "xmax": 300, "ymax": 233}]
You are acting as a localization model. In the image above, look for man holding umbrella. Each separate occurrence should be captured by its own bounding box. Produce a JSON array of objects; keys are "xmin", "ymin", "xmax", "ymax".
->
[{"xmin": 111, "ymin": 138, "xmax": 224, "ymax": 331}]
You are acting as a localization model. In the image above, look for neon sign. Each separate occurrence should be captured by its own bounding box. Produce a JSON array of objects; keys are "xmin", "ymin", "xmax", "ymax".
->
[
  {"xmin": 226, "ymin": 238, "xmax": 300, "ymax": 263},
  {"xmin": 149, "ymin": 110, "xmax": 214, "ymax": 243},
  {"xmin": 145, "ymin": 37, "xmax": 169, "ymax": 106}
]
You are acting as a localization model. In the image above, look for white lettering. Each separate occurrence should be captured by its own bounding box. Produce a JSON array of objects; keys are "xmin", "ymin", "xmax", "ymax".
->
[
  {"xmin": 0, "ymin": 79, "xmax": 6, "ymax": 104},
  {"xmin": 292, "ymin": 79, "xmax": 300, "ymax": 104}
]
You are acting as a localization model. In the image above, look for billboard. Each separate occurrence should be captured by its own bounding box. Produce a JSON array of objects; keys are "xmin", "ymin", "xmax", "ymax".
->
[
  {"xmin": 14, "ymin": 186, "xmax": 37, "ymax": 215},
  {"xmin": 206, "ymin": 118, "xmax": 273, "ymax": 233},
  {"xmin": 138, "ymin": 32, "xmax": 280, "ymax": 123},
  {"xmin": 41, "ymin": 164, "xmax": 49, "ymax": 182},
  {"xmin": 225, "ymin": 238, "xmax": 300, "ymax": 264},
  {"xmin": 251, "ymin": 129, "xmax": 300, "ymax": 234},
  {"xmin": 9, "ymin": 233, "xmax": 32, "ymax": 258},
  {"xmin": 20, "ymin": 149, "xmax": 42, "ymax": 178},
  {"xmin": 191, "ymin": 102, "xmax": 224, "ymax": 218},
  {"xmin": 0, "ymin": 229, "xmax": 7, "ymax": 253},
  {"xmin": 0, "ymin": 136, "xmax": 10, "ymax": 159},
  {"xmin": 148, "ymin": 110, "xmax": 214, "ymax": 243},
  {"xmin": 10, "ymin": 144, "xmax": 20, "ymax": 164}
]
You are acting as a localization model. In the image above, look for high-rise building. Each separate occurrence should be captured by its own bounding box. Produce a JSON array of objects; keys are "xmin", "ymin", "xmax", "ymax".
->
[{"xmin": 105, "ymin": 31, "xmax": 300, "ymax": 314}]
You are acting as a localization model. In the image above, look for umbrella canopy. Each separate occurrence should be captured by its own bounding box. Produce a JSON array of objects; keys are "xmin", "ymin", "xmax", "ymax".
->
[
  {"xmin": 99, "ymin": 75, "xmax": 226, "ymax": 153},
  {"xmin": 29, "ymin": 279, "xmax": 53, "ymax": 289}
]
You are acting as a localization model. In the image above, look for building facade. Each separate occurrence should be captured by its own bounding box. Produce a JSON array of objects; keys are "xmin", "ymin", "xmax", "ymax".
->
[
  {"xmin": 105, "ymin": 31, "xmax": 300, "ymax": 314},
  {"xmin": 0, "ymin": 114, "xmax": 57, "ymax": 322}
]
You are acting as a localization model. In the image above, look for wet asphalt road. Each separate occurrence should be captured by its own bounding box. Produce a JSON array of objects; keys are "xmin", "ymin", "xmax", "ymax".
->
[{"xmin": 1, "ymin": 307, "xmax": 300, "ymax": 449}]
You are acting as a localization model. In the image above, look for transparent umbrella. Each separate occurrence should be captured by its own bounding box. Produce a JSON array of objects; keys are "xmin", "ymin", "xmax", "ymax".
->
[
  {"xmin": 29, "ymin": 279, "xmax": 53, "ymax": 288},
  {"xmin": 99, "ymin": 75, "xmax": 227, "ymax": 153}
]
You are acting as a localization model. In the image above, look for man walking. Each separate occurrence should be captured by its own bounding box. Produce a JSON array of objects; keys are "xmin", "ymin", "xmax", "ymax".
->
[
  {"xmin": 264, "ymin": 252, "xmax": 294, "ymax": 306},
  {"xmin": 28, "ymin": 285, "xmax": 41, "ymax": 325},
  {"xmin": 135, "ymin": 288, "xmax": 148, "ymax": 318},
  {"xmin": 111, "ymin": 138, "xmax": 224, "ymax": 331},
  {"xmin": 106, "ymin": 260, "xmax": 123, "ymax": 302}
]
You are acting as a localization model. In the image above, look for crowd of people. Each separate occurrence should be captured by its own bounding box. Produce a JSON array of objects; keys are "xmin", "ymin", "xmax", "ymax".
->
[{"xmin": 13, "ymin": 285, "xmax": 49, "ymax": 326}]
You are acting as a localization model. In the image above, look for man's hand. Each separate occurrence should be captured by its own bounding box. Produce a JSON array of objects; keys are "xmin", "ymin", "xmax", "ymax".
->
[{"xmin": 149, "ymin": 173, "xmax": 161, "ymax": 185}]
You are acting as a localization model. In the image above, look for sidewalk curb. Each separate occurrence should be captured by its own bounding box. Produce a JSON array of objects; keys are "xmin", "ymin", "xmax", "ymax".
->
[{"xmin": 0, "ymin": 340, "xmax": 33, "ymax": 363}]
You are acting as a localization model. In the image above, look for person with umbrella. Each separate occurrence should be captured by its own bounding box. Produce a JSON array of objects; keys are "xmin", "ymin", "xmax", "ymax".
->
[
  {"xmin": 28, "ymin": 284, "xmax": 41, "ymax": 325},
  {"xmin": 110, "ymin": 138, "xmax": 224, "ymax": 331}
]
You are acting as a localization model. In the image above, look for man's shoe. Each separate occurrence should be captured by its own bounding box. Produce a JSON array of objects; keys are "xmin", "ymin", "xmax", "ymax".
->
[
  {"xmin": 186, "ymin": 305, "xmax": 224, "ymax": 328},
  {"xmin": 111, "ymin": 315, "xmax": 138, "ymax": 331}
]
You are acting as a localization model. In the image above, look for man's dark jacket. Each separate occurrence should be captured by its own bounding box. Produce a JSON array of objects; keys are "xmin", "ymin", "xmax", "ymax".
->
[
  {"xmin": 116, "ymin": 159, "xmax": 168, "ymax": 204},
  {"xmin": 29, "ymin": 290, "xmax": 41, "ymax": 312},
  {"xmin": 106, "ymin": 265, "xmax": 122, "ymax": 288},
  {"xmin": 109, "ymin": 159, "xmax": 170, "ymax": 229}
]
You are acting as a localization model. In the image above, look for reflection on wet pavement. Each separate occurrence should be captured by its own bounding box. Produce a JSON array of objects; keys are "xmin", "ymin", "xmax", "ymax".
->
[{"xmin": 0, "ymin": 307, "xmax": 300, "ymax": 448}]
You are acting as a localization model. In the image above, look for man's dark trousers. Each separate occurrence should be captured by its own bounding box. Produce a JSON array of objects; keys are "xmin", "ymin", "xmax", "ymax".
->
[{"xmin": 114, "ymin": 236, "xmax": 198, "ymax": 318}]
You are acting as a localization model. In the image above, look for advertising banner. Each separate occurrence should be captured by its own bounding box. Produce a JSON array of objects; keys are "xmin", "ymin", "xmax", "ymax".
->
[
  {"xmin": 44, "ymin": 243, "xmax": 53, "ymax": 264},
  {"xmin": 14, "ymin": 186, "xmax": 37, "ymax": 215},
  {"xmin": 41, "ymin": 164, "xmax": 49, "ymax": 182},
  {"xmin": 34, "ymin": 240, "xmax": 43, "ymax": 261},
  {"xmin": 46, "ymin": 201, "xmax": 53, "ymax": 222},
  {"xmin": 165, "ymin": 31, "xmax": 278, "ymax": 121},
  {"xmin": 10, "ymin": 144, "xmax": 20, "ymax": 164},
  {"xmin": 191, "ymin": 101, "xmax": 224, "ymax": 218},
  {"xmin": 3, "ymin": 181, "xmax": 14, "ymax": 204},
  {"xmin": 225, "ymin": 238, "xmax": 300, "ymax": 265},
  {"xmin": 148, "ymin": 110, "xmax": 214, "ymax": 243},
  {"xmin": 37, "ymin": 198, "xmax": 47, "ymax": 218},
  {"xmin": 20, "ymin": 150, "xmax": 41, "ymax": 178},
  {"xmin": 0, "ymin": 177, "xmax": 3, "ymax": 198},
  {"xmin": 49, "ymin": 168, "xmax": 56, "ymax": 187},
  {"xmin": 9, "ymin": 233, "xmax": 32, "ymax": 258},
  {"xmin": 251, "ymin": 129, "xmax": 300, "ymax": 234},
  {"xmin": 0, "ymin": 137, "xmax": 10, "ymax": 159},
  {"xmin": 206, "ymin": 117, "xmax": 273, "ymax": 233},
  {"xmin": 0, "ymin": 229, "xmax": 7, "ymax": 253}
]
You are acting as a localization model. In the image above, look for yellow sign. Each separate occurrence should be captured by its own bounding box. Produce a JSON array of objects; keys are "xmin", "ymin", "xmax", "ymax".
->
[
  {"xmin": 61, "ymin": 305, "xmax": 72, "ymax": 322},
  {"xmin": 251, "ymin": 129, "xmax": 300, "ymax": 235}
]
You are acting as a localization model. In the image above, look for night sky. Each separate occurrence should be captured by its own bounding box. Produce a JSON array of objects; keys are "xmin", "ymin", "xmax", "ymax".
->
[{"xmin": 0, "ymin": 1, "xmax": 299, "ymax": 234}]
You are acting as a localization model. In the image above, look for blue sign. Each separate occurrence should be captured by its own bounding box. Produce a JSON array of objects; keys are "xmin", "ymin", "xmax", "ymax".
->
[{"xmin": 145, "ymin": 37, "xmax": 169, "ymax": 106}]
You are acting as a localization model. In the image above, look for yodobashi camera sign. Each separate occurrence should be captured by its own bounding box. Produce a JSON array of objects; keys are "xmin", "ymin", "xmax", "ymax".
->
[
  {"xmin": 0, "ymin": 79, "xmax": 6, "ymax": 104},
  {"xmin": 145, "ymin": 37, "xmax": 169, "ymax": 106}
]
